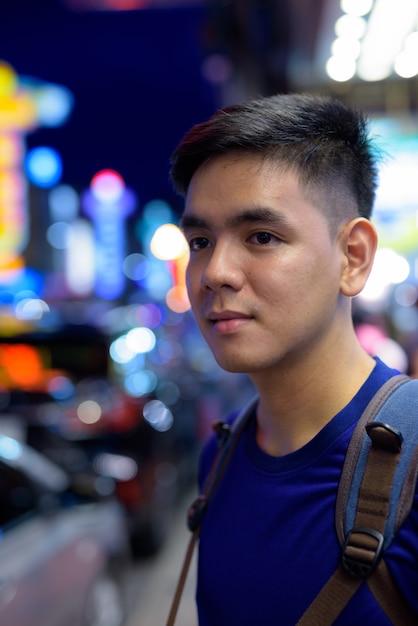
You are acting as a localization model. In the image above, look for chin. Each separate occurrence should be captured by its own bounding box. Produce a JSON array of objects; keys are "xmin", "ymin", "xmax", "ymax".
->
[{"xmin": 213, "ymin": 354, "xmax": 257, "ymax": 374}]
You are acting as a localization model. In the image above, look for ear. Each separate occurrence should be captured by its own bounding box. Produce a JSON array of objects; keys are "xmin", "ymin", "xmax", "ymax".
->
[{"xmin": 339, "ymin": 217, "xmax": 378, "ymax": 297}]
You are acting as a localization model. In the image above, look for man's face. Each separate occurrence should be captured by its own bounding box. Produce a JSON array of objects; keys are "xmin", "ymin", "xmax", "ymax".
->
[{"xmin": 181, "ymin": 154, "xmax": 348, "ymax": 377}]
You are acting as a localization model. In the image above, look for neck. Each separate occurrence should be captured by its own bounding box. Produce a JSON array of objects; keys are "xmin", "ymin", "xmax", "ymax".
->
[{"xmin": 249, "ymin": 336, "xmax": 375, "ymax": 457}]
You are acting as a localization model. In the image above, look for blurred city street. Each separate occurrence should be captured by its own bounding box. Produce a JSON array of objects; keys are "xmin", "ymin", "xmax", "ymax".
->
[
  {"xmin": 0, "ymin": 1, "xmax": 417, "ymax": 624},
  {"xmin": 123, "ymin": 490, "xmax": 198, "ymax": 626}
]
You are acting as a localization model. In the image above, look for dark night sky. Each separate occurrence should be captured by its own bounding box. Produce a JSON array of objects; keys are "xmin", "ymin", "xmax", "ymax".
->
[{"xmin": 0, "ymin": 1, "xmax": 217, "ymax": 214}]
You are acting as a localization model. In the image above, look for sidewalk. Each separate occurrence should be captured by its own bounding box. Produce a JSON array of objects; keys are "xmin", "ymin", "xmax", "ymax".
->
[{"xmin": 125, "ymin": 493, "xmax": 198, "ymax": 626}]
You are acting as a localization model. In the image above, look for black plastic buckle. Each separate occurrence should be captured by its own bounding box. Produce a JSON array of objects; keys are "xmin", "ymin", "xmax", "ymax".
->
[
  {"xmin": 187, "ymin": 495, "xmax": 208, "ymax": 532},
  {"xmin": 212, "ymin": 420, "xmax": 231, "ymax": 446},
  {"xmin": 342, "ymin": 526, "xmax": 384, "ymax": 578}
]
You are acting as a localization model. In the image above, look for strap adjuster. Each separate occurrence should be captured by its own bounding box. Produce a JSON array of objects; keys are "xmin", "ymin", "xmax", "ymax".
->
[
  {"xmin": 366, "ymin": 421, "xmax": 403, "ymax": 452},
  {"xmin": 212, "ymin": 420, "xmax": 231, "ymax": 446},
  {"xmin": 342, "ymin": 526, "xmax": 384, "ymax": 578},
  {"xmin": 187, "ymin": 495, "xmax": 208, "ymax": 532}
]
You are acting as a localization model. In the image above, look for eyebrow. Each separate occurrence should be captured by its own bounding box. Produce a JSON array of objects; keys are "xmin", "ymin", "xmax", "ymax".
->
[{"xmin": 180, "ymin": 208, "xmax": 291, "ymax": 231}]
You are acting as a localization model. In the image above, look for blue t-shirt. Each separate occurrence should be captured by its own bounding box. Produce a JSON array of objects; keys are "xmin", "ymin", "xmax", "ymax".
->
[{"xmin": 196, "ymin": 358, "xmax": 418, "ymax": 625}]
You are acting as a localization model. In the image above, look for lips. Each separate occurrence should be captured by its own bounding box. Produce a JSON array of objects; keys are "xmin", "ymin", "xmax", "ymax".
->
[
  {"xmin": 207, "ymin": 310, "xmax": 251, "ymax": 322},
  {"xmin": 206, "ymin": 310, "xmax": 253, "ymax": 333}
]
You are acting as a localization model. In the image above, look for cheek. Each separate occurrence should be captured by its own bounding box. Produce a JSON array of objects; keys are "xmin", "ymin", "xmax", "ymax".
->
[
  {"xmin": 261, "ymin": 254, "xmax": 336, "ymax": 310},
  {"xmin": 185, "ymin": 264, "xmax": 201, "ymax": 301}
]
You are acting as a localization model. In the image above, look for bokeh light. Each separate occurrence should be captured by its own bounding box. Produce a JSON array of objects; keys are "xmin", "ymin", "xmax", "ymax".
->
[
  {"xmin": 90, "ymin": 169, "xmax": 125, "ymax": 203},
  {"xmin": 135, "ymin": 303, "xmax": 163, "ymax": 329},
  {"xmin": 34, "ymin": 84, "xmax": 74, "ymax": 127},
  {"xmin": 166, "ymin": 285, "xmax": 190, "ymax": 314},
  {"xmin": 77, "ymin": 400, "xmax": 102, "ymax": 424},
  {"xmin": 0, "ymin": 61, "xmax": 17, "ymax": 95},
  {"xmin": 126, "ymin": 327, "xmax": 156, "ymax": 354},
  {"xmin": 359, "ymin": 248, "xmax": 411, "ymax": 306},
  {"xmin": 25, "ymin": 146, "xmax": 62, "ymax": 187},
  {"xmin": 143, "ymin": 399, "xmax": 173, "ymax": 432},
  {"xmin": 150, "ymin": 224, "xmax": 189, "ymax": 261},
  {"xmin": 49, "ymin": 184, "xmax": 79, "ymax": 221},
  {"xmin": 47, "ymin": 222, "xmax": 72, "ymax": 249},
  {"xmin": 123, "ymin": 253, "xmax": 150, "ymax": 281},
  {"xmin": 124, "ymin": 370, "xmax": 157, "ymax": 397}
]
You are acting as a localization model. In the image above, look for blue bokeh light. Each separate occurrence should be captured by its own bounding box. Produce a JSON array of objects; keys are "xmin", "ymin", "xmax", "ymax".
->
[{"xmin": 25, "ymin": 147, "xmax": 63, "ymax": 188}]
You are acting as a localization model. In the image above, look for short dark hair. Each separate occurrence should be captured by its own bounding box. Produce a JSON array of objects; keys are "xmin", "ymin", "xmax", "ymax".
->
[{"xmin": 170, "ymin": 93, "xmax": 380, "ymax": 221}]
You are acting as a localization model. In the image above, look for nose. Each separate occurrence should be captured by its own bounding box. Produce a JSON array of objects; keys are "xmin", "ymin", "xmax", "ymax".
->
[{"xmin": 200, "ymin": 240, "xmax": 244, "ymax": 292}]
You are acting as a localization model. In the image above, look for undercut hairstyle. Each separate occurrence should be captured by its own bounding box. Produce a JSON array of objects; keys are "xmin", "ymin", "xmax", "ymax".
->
[{"xmin": 170, "ymin": 93, "xmax": 381, "ymax": 223}]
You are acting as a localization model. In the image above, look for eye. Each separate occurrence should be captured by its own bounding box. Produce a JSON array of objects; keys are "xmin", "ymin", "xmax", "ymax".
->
[
  {"xmin": 189, "ymin": 236, "xmax": 210, "ymax": 251},
  {"xmin": 249, "ymin": 232, "xmax": 278, "ymax": 245}
]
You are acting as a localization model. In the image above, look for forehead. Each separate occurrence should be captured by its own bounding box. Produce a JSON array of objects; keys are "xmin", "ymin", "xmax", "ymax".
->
[
  {"xmin": 188, "ymin": 152, "xmax": 286, "ymax": 192},
  {"xmin": 183, "ymin": 153, "xmax": 322, "ymax": 226}
]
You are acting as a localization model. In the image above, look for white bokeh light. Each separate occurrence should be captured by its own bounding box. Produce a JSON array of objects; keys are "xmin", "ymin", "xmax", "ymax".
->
[
  {"xmin": 126, "ymin": 327, "xmax": 156, "ymax": 354},
  {"xmin": 150, "ymin": 224, "xmax": 189, "ymax": 260},
  {"xmin": 359, "ymin": 248, "xmax": 410, "ymax": 304}
]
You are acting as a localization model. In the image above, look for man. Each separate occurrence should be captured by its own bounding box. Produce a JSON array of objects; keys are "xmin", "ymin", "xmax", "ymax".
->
[{"xmin": 169, "ymin": 93, "xmax": 418, "ymax": 625}]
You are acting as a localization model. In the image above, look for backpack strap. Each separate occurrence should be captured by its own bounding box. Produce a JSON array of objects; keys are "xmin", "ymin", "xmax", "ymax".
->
[
  {"xmin": 296, "ymin": 374, "xmax": 418, "ymax": 626},
  {"xmin": 337, "ymin": 375, "xmax": 418, "ymax": 546},
  {"xmin": 165, "ymin": 396, "xmax": 258, "ymax": 626},
  {"xmin": 187, "ymin": 395, "xmax": 258, "ymax": 532}
]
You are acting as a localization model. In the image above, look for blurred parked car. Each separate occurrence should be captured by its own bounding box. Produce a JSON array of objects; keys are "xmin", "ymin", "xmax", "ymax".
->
[
  {"xmin": 0, "ymin": 323, "xmax": 187, "ymax": 557},
  {"xmin": 26, "ymin": 418, "xmax": 179, "ymax": 557},
  {"xmin": 0, "ymin": 433, "xmax": 130, "ymax": 626}
]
